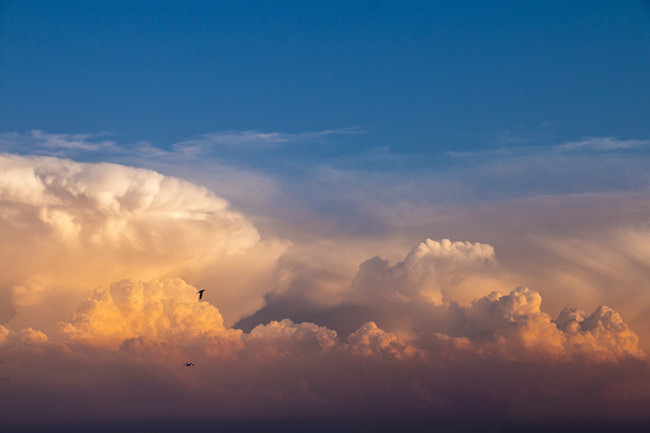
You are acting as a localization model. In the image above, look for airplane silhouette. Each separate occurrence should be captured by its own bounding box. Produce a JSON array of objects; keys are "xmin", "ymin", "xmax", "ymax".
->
[
  {"xmin": 197, "ymin": 289, "xmax": 205, "ymax": 301},
  {"xmin": 184, "ymin": 362, "xmax": 194, "ymax": 367}
]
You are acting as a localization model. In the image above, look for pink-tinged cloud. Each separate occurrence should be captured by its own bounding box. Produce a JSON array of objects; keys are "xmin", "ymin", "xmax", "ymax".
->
[
  {"xmin": 3, "ymin": 277, "xmax": 646, "ymax": 424},
  {"xmin": 347, "ymin": 321, "xmax": 418, "ymax": 359},
  {"xmin": 445, "ymin": 286, "xmax": 644, "ymax": 362},
  {"xmin": 1, "ymin": 279, "xmax": 649, "ymax": 427}
]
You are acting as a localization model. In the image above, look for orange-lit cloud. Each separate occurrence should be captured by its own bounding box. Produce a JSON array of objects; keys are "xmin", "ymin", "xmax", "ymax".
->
[
  {"xmin": 61, "ymin": 279, "xmax": 240, "ymax": 347},
  {"xmin": 1, "ymin": 277, "xmax": 648, "ymax": 426},
  {"xmin": 446, "ymin": 286, "xmax": 644, "ymax": 362},
  {"xmin": 0, "ymin": 153, "xmax": 287, "ymax": 332}
]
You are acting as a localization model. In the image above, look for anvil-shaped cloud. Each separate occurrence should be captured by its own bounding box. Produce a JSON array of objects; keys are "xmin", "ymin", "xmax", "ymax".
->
[{"xmin": 0, "ymin": 153, "xmax": 287, "ymax": 331}]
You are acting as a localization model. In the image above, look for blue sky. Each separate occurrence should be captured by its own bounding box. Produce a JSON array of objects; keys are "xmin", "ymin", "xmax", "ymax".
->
[
  {"xmin": 2, "ymin": 0, "xmax": 649, "ymax": 155},
  {"xmin": 2, "ymin": 0, "xmax": 650, "ymax": 238}
]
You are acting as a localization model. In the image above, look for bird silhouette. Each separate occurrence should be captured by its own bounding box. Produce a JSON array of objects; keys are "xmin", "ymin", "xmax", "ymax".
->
[
  {"xmin": 184, "ymin": 362, "xmax": 194, "ymax": 367},
  {"xmin": 197, "ymin": 289, "xmax": 205, "ymax": 301}
]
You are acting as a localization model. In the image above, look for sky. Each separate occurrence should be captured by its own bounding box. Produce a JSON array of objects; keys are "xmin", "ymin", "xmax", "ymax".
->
[{"xmin": 1, "ymin": 1, "xmax": 650, "ymax": 431}]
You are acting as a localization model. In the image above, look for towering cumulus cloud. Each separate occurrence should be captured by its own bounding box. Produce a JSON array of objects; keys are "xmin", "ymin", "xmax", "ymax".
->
[
  {"xmin": 1, "ymin": 153, "xmax": 649, "ymax": 429},
  {"xmin": 352, "ymin": 238, "xmax": 495, "ymax": 305},
  {"xmin": 0, "ymin": 153, "xmax": 286, "ymax": 331},
  {"xmin": 442, "ymin": 287, "xmax": 644, "ymax": 361},
  {"xmin": 61, "ymin": 279, "xmax": 240, "ymax": 346}
]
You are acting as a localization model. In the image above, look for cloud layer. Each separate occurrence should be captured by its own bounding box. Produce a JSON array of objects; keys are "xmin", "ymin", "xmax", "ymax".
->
[
  {"xmin": 1, "ymin": 152, "xmax": 650, "ymax": 428},
  {"xmin": 1, "ymin": 277, "xmax": 647, "ymax": 427}
]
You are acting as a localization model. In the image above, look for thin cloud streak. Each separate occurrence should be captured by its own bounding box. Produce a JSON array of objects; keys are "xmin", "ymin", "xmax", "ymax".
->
[
  {"xmin": 557, "ymin": 137, "xmax": 650, "ymax": 152},
  {"xmin": 0, "ymin": 130, "xmax": 118, "ymax": 154},
  {"xmin": 173, "ymin": 127, "xmax": 366, "ymax": 152},
  {"xmin": 446, "ymin": 137, "xmax": 650, "ymax": 158}
]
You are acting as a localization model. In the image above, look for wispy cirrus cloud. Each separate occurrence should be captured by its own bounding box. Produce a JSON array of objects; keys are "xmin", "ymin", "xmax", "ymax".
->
[
  {"xmin": 0, "ymin": 127, "xmax": 366, "ymax": 159},
  {"xmin": 0, "ymin": 130, "xmax": 118, "ymax": 154},
  {"xmin": 556, "ymin": 136, "xmax": 650, "ymax": 152},
  {"xmin": 172, "ymin": 127, "xmax": 366, "ymax": 154},
  {"xmin": 446, "ymin": 136, "xmax": 650, "ymax": 158}
]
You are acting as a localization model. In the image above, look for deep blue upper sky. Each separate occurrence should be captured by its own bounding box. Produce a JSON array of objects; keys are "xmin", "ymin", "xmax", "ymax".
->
[{"xmin": 1, "ymin": 0, "xmax": 649, "ymax": 157}]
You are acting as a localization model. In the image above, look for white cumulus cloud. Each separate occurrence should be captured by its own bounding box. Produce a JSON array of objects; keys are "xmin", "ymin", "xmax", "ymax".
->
[
  {"xmin": 351, "ymin": 238, "xmax": 495, "ymax": 307},
  {"xmin": 0, "ymin": 153, "xmax": 287, "ymax": 332}
]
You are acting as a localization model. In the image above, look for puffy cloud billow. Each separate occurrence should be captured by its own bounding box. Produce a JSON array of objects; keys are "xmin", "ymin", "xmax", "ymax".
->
[
  {"xmin": 351, "ymin": 238, "xmax": 495, "ymax": 306},
  {"xmin": 292, "ymin": 238, "xmax": 496, "ymax": 336},
  {"xmin": 441, "ymin": 286, "xmax": 644, "ymax": 361},
  {"xmin": 60, "ymin": 279, "xmax": 240, "ymax": 347}
]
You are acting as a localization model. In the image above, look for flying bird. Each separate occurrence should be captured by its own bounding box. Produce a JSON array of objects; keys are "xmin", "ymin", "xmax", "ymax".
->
[
  {"xmin": 184, "ymin": 362, "xmax": 194, "ymax": 367},
  {"xmin": 197, "ymin": 289, "xmax": 205, "ymax": 301}
]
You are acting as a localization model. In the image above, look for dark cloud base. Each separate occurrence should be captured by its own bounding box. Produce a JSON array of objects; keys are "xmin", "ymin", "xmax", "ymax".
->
[{"xmin": 5, "ymin": 418, "xmax": 650, "ymax": 433}]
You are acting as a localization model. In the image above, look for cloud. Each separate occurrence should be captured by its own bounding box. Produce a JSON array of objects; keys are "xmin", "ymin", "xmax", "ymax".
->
[
  {"xmin": 445, "ymin": 286, "xmax": 565, "ymax": 359},
  {"xmin": 1, "ymin": 277, "xmax": 648, "ymax": 427},
  {"xmin": 444, "ymin": 286, "xmax": 645, "ymax": 362},
  {"xmin": 557, "ymin": 137, "xmax": 650, "ymax": 153},
  {"xmin": 173, "ymin": 127, "xmax": 365, "ymax": 152},
  {"xmin": 238, "ymin": 235, "xmax": 646, "ymax": 363},
  {"xmin": 446, "ymin": 136, "xmax": 650, "ymax": 158},
  {"xmin": 61, "ymin": 279, "xmax": 240, "ymax": 347},
  {"xmin": 0, "ymin": 130, "xmax": 117, "ymax": 154},
  {"xmin": 0, "ymin": 326, "xmax": 49, "ymax": 348},
  {"xmin": 344, "ymin": 238, "xmax": 645, "ymax": 362},
  {"xmin": 0, "ymin": 153, "xmax": 287, "ymax": 331},
  {"xmin": 347, "ymin": 321, "xmax": 418, "ymax": 359},
  {"xmin": 48, "ymin": 244, "xmax": 643, "ymax": 366},
  {"xmin": 555, "ymin": 305, "xmax": 645, "ymax": 361},
  {"xmin": 2, "ymin": 147, "xmax": 650, "ymax": 428},
  {"xmin": 351, "ymin": 238, "xmax": 495, "ymax": 309},
  {"xmin": 245, "ymin": 319, "xmax": 338, "ymax": 356},
  {"xmin": 0, "ymin": 231, "xmax": 647, "ymax": 430}
]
